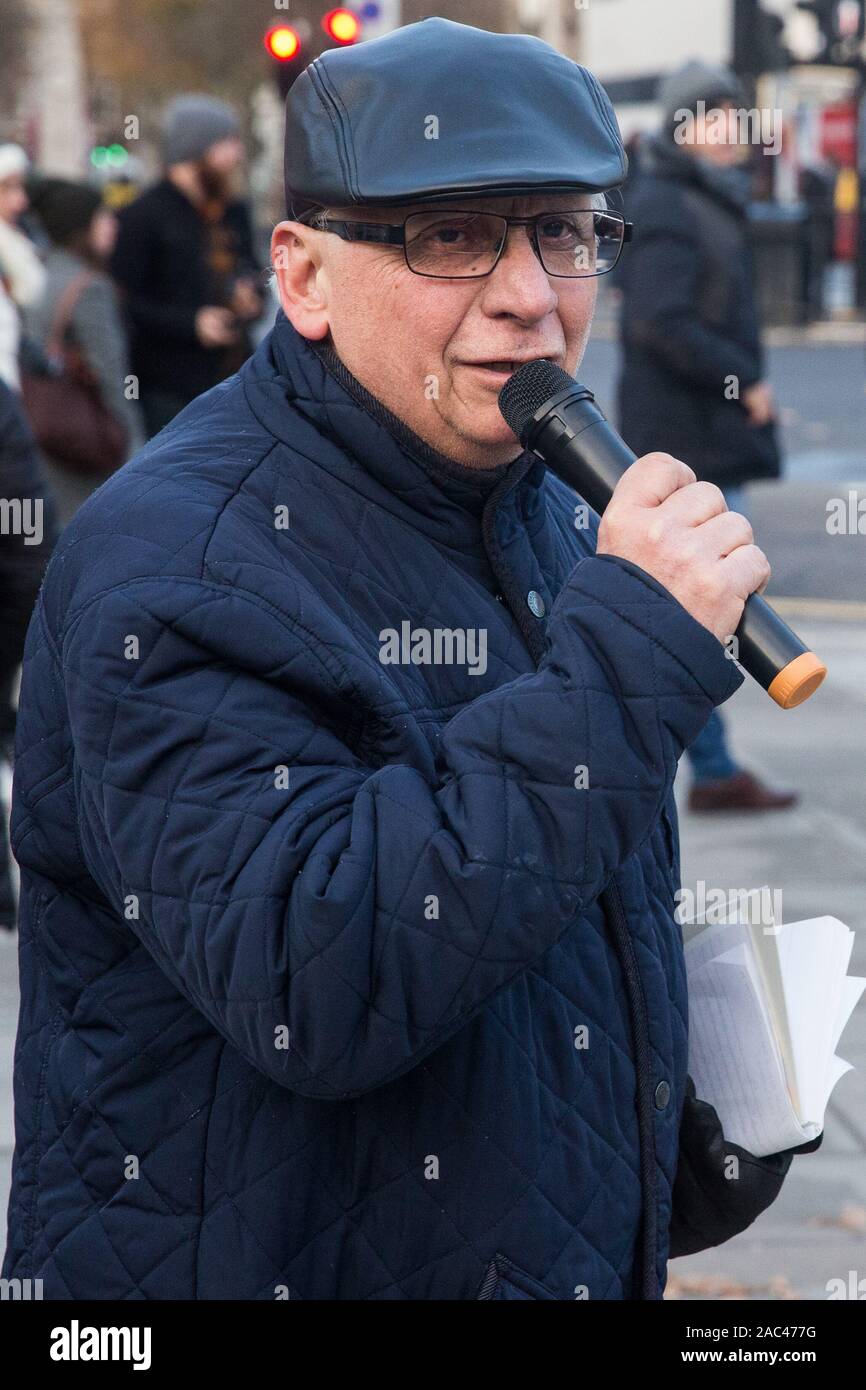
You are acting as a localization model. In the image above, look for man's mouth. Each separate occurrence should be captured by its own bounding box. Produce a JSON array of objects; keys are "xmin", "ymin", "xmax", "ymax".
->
[{"xmin": 463, "ymin": 358, "xmax": 552, "ymax": 376}]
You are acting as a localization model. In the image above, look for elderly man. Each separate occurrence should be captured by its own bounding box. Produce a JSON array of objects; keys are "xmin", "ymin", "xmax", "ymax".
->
[{"xmin": 3, "ymin": 21, "xmax": 816, "ymax": 1301}]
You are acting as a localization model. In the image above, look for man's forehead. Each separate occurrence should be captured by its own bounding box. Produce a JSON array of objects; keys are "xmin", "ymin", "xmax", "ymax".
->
[{"xmin": 326, "ymin": 192, "xmax": 599, "ymax": 221}]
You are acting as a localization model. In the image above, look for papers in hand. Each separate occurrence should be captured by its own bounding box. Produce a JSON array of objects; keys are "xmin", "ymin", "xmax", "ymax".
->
[{"xmin": 684, "ymin": 889, "xmax": 865, "ymax": 1158}]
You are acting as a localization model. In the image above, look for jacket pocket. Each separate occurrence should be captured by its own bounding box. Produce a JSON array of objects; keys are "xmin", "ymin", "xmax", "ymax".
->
[{"xmin": 476, "ymin": 1253, "xmax": 560, "ymax": 1301}]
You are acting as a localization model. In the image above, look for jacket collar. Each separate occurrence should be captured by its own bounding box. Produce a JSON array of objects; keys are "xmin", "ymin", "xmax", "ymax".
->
[{"xmin": 242, "ymin": 310, "xmax": 545, "ymax": 547}]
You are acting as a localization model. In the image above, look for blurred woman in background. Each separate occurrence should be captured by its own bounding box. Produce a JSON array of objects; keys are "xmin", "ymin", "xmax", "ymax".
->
[
  {"xmin": 24, "ymin": 178, "xmax": 144, "ymax": 526},
  {"xmin": 0, "ymin": 144, "xmax": 45, "ymax": 390}
]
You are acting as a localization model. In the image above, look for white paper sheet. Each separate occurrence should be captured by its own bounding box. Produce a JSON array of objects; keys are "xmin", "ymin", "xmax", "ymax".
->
[{"xmin": 684, "ymin": 899, "xmax": 863, "ymax": 1157}]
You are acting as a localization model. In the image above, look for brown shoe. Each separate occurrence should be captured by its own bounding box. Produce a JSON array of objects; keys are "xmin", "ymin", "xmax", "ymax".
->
[{"xmin": 688, "ymin": 770, "xmax": 799, "ymax": 814}]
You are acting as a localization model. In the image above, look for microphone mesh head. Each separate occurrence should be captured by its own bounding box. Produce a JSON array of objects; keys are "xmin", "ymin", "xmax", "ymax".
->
[{"xmin": 498, "ymin": 359, "xmax": 576, "ymax": 443}]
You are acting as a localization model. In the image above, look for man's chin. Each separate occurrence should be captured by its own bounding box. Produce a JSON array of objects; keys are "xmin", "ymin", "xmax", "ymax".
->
[{"xmin": 442, "ymin": 412, "xmax": 524, "ymax": 467}]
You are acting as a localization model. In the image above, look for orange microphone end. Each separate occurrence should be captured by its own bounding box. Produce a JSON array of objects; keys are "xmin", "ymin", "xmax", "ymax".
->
[{"xmin": 767, "ymin": 652, "xmax": 828, "ymax": 710}]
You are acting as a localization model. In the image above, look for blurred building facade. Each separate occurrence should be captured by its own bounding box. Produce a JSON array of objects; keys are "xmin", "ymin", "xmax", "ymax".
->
[
  {"xmin": 583, "ymin": 0, "xmax": 866, "ymax": 317},
  {"xmin": 3, "ymin": 0, "xmax": 863, "ymax": 318},
  {"xmin": 9, "ymin": 0, "xmax": 88, "ymax": 175},
  {"xmin": 582, "ymin": 0, "xmax": 865, "ymax": 206}
]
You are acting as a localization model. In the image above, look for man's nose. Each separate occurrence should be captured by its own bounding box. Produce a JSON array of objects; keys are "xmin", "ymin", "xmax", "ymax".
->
[{"xmin": 480, "ymin": 225, "xmax": 559, "ymax": 320}]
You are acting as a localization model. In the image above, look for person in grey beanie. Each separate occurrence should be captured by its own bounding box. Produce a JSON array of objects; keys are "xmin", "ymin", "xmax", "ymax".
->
[
  {"xmin": 655, "ymin": 60, "xmax": 746, "ymax": 137},
  {"xmin": 161, "ymin": 94, "xmax": 242, "ymax": 167},
  {"xmin": 617, "ymin": 61, "xmax": 796, "ymax": 813},
  {"xmin": 110, "ymin": 93, "xmax": 264, "ymax": 438}
]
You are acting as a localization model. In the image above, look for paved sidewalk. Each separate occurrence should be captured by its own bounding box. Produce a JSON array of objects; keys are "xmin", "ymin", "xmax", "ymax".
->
[
  {"xmin": 669, "ymin": 616, "xmax": 866, "ymax": 1299},
  {"xmin": 1, "ymin": 619, "xmax": 863, "ymax": 1299}
]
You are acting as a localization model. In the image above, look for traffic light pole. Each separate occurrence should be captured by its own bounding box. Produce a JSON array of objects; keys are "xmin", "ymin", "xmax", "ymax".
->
[
  {"xmin": 856, "ymin": 67, "xmax": 866, "ymax": 307},
  {"xmin": 266, "ymin": 4, "xmax": 374, "ymax": 99}
]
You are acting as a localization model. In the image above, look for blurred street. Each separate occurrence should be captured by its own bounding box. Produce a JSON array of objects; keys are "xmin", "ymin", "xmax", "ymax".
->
[
  {"xmin": 584, "ymin": 322, "xmax": 866, "ymax": 1298},
  {"xmin": 672, "ymin": 616, "xmax": 866, "ymax": 1298}
]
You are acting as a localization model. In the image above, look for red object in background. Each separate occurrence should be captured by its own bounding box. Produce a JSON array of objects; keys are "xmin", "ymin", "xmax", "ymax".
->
[
  {"xmin": 820, "ymin": 102, "xmax": 857, "ymax": 166},
  {"xmin": 265, "ymin": 25, "xmax": 302, "ymax": 61},
  {"xmin": 835, "ymin": 209, "xmax": 858, "ymax": 259},
  {"xmin": 322, "ymin": 8, "xmax": 361, "ymax": 44}
]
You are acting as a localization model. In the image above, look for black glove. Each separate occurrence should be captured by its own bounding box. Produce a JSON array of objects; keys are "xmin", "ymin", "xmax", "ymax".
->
[{"xmin": 668, "ymin": 1074, "xmax": 823, "ymax": 1259}]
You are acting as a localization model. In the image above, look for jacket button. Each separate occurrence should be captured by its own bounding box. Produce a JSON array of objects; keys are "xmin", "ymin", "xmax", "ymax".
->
[
  {"xmin": 654, "ymin": 1080, "xmax": 671, "ymax": 1110},
  {"xmin": 526, "ymin": 590, "xmax": 545, "ymax": 618}
]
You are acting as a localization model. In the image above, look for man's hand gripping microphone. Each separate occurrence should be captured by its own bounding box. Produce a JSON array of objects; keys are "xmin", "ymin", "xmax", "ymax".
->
[{"xmin": 498, "ymin": 360, "xmax": 826, "ymax": 709}]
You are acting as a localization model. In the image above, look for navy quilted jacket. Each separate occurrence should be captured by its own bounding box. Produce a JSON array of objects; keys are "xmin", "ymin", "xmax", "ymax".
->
[{"xmin": 3, "ymin": 313, "xmax": 744, "ymax": 1300}]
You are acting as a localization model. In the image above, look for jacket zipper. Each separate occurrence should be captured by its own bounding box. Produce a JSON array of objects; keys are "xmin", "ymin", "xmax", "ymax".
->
[
  {"xmin": 480, "ymin": 459, "xmax": 546, "ymax": 663},
  {"xmin": 482, "ymin": 482, "xmax": 659, "ymax": 1300}
]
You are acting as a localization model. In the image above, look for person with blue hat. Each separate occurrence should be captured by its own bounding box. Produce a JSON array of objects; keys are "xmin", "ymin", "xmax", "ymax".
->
[{"xmin": 3, "ymin": 20, "xmax": 817, "ymax": 1301}]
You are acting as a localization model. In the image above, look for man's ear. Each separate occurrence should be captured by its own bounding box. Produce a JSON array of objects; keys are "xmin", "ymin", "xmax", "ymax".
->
[{"xmin": 271, "ymin": 221, "xmax": 330, "ymax": 340}]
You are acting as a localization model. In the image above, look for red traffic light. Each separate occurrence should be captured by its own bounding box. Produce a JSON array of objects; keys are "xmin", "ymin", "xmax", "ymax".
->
[
  {"xmin": 322, "ymin": 8, "xmax": 361, "ymax": 44},
  {"xmin": 265, "ymin": 25, "xmax": 302, "ymax": 61}
]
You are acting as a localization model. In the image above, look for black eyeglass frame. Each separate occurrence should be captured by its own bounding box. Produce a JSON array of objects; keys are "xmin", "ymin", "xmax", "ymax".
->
[{"xmin": 298, "ymin": 207, "xmax": 634, "ymax": 279}]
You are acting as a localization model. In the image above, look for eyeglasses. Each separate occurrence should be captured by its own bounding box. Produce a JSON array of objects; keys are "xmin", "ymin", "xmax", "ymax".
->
[{"xmin": 303, "ymin": 207, "xmax": 632, "ymax": 279}]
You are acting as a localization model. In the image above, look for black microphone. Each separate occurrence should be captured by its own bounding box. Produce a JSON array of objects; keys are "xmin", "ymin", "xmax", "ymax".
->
[{"xmin": 499, "ymin": 360, "xmax": 826, "ymax": 709}]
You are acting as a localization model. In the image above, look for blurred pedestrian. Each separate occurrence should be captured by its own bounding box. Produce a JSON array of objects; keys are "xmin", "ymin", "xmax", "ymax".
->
[
  {"xmin": 800, "ymin": 159, "xmax": 835, "ymax": 319},
  {"xmin": 623, "ymin": 130, "xmax": 643, "ymax": 185},
  {"xmin": 0, "ymin": 379, "xmax": 56, "ymax": 928},
  {"xmin": 22, "ymin": 179, "xmax": 144, "ymax": 528},
  {"xmin": 617, "ymin": 61, "xmax": 797, "ymax": 814},
  {"xmin": 0, "ymin": 144, "xmax": 45, "ymax": 390},
  {"xmin": 110, "ymin": 95, "xmax": 264, "ymax": 438}
]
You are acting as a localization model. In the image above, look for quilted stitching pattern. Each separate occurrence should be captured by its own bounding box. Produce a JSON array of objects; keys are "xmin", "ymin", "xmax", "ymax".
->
[{"xmin": 2, "ymin": 315, "xmax": 742, "ymax": 1299}]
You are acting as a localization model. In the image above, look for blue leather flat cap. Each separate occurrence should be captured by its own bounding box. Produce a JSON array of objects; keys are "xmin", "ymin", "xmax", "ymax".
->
[{"xmin": 284, "ymin": 17, "xmax": 626, "ymax": 217}]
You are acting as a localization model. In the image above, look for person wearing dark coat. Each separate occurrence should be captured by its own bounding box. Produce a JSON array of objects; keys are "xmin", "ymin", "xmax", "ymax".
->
[
  {"xmin": 110, "ymin": 95, "xmax": 263, "ymax": 439},
  {"xmin": 0, "ymin": 380, "xmax": 56, "ymax": 927},
  {"xmin": 617, "ymin": 62, "xmax": 797, "ymax": 814},
  {"xmin": 2, "ymin": 23, "xmax": 820, "ymax": 1301}
]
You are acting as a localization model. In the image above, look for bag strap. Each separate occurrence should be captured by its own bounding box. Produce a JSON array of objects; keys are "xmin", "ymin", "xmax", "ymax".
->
[{"xmin": 46, "ymin": 270, "xmax": 96, "ymax": 361}]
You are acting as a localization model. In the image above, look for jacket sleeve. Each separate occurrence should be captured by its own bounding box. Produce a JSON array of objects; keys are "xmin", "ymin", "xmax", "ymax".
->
[
  {"xmin": 62, "ymin": 554, "xmax": 742, "ymax": 1099},
  {"xmin": 622, "ymin": 215, "xmax": 762, "ymax": 394},
  {"xmin": 110, "ymin": 208, "xmax": 200, "ymax": 344},
  {"xmin": 668, "ymin": 1075, "xmax": 824, "ymax": 1259},
  {"xmin": 228, "ymin": 199, "xmax": 262, "ymax": 278}
]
